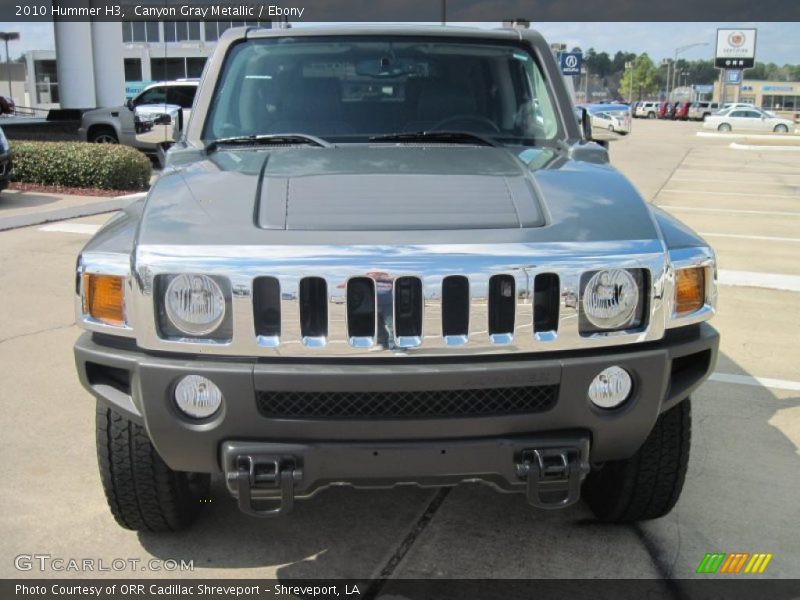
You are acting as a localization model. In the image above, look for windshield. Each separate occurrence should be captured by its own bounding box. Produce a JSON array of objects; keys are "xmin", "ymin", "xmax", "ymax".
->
[{"xmin": 203, "ymin": 36, "xmax": 561, "ymax": 145}]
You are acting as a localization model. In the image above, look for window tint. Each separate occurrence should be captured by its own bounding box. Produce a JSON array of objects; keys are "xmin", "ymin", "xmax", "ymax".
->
[
  {"xmin": 133, "ymin": 86, "xmax": 167, "ymax": 106},
  {"xmin": 167, "ymin": 85, "xmax": 197, "ymax": 109},
  {"xmin": 729, "ymin": 110, "xmax": 747, "ymax": 118}
]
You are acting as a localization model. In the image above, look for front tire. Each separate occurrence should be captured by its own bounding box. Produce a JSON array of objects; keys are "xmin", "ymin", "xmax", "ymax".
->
[
  {"xmin": 774, "ymin": 124, "xmax": 788, "ymax": 133},
  {"xmin": 717, "ymin": 123, "xmax": 732, "ymax": 132},
  {"xmin": 96, "ymin": 402, "xmax": 209, "ymax": 532},
  {"xmin": 583, "ymin": 399, "xmax": 691, "ymax": 523},
  {"xmin": 89, "ymin": 127, "xmax": 119, "ymax": 144}
]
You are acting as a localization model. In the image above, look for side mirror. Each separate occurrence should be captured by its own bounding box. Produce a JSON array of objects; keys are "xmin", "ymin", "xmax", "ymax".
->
[
  {"xmin": 134, "ymin": 104, "xmax": 183, "ymax": 147},
  {"xmin": 125, "ymin": 98, "xmax": 134, "ymax": 111},
  {"xmin": 580, "ymin": 107, "xmax": 593, "ymax": 141}
]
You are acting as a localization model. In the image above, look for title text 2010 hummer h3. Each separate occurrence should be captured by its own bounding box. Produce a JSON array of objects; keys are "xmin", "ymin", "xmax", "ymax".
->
[{"xmin": 74, "ymin": 25, "xmax": 719, "ymax": 531}]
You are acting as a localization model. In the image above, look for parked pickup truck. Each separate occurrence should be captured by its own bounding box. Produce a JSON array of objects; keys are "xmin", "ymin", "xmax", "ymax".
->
[
  {"xmin": 78, "ymin": 79, "xmax": 198, "ymax": 155},
  {"xmin": 74, "ymin": 25, "xmax": 719, "ymax": 532}
]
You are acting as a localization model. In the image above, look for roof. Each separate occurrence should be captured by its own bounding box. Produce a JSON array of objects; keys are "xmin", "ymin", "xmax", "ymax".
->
[{"xmin": 246, "ymin": 24, "xmax": 531, "ymax": 42}]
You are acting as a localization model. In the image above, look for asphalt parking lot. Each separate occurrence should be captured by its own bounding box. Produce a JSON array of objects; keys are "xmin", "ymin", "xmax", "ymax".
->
[{"xmin": 1, "ymin": 119, "xmax": 798, "ymax": 585}]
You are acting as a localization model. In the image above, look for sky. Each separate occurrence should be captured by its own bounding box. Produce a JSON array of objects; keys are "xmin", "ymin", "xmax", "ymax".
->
[{"xmin": 0, "ymin": 21, "xmax": 797, "ymax": 65}]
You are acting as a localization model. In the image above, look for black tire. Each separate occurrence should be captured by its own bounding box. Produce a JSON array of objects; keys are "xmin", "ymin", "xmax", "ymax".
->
[
  {"xmin": 96, "ymin": 402, "xmax": 209, "ymax": 532},
  {"xmin": 774, "ymin": 124, "xmax": 788, "ymax": 133},
  {"xmin": 89, "ymin": 127, "xmax": 119, "ymax": 144},
  {"xmin": 718, "ymin": 123, "xmax": 732, "ymax": 132},
  {"xmin": 647, "ymin": 112, "xmax": 656, "ymax": 119},
  {"xmin": 583, "ymin": 399, "xmax": 691, "ymax": 523}
]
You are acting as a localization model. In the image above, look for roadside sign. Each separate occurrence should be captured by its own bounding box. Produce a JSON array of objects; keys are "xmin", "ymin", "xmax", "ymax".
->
[
  {"xmin": 726, "ymin": 70, "xmax": 742, "ymax": 84},
  {"xmin": 125, "ymin": 81, "xmax": 153, "ymax": 100},
  {"xmin": 693, "ymin": 84, "xmax": 714, "ymax": 93},
  {"xmin": 715, "ymin": 29, "xmax": 756, "ymax": 69},
  {"xmin": 560, "ymin": 52, "xmax": 582, "ymax": 76}
]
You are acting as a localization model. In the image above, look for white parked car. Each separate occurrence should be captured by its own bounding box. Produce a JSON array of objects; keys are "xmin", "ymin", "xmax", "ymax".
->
[
  {"xmin": 591, "ymin": 110, "xmax": 631, "ymax": 134},
  {"xmin": 703, "ymin": 107, "xmax": 795, "ymax": 133},
  {"xmin": 715, "ymin": 104, "xmax": 776, "ymax": 119}
]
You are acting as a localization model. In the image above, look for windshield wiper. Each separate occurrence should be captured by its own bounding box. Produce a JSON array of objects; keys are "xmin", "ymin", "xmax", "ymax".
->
[
  {"xmin": 369, "ymin": 130, "xmax": 499, "ymax": 147},
  {"xmin": 206, "ymin": 133, "xmax": 331, "ymax": 152}
]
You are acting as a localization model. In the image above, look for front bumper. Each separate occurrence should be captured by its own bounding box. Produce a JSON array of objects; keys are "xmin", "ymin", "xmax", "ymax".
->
[{"xmin": 76, "ymin": 323, "xmax": 718, "ymax": 495}]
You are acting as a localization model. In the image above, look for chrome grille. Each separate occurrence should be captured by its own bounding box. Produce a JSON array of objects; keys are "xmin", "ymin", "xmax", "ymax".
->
[
  {"xmin": 129, "ymin": 240, "xmax": 669, "ymax": 357},
  {"xmin": 256, "ymin": 384, "xmax": 559, "ymax": 419},
  {"xmin": 249, "ymin": 271, "xmax": 557, "ymax": 351}
]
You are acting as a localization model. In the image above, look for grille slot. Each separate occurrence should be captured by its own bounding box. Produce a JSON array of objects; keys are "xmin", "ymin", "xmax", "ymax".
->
[
  {"xmin": 441, "ymin": 275, "xmax": 469, "ymax": 340},
  {"xmin": 488, "ymin": 274, "xmax": 516, "ymax": 339},
  {"xmin": 394, "ymin": 276, "xmax": 423, "ymax": 339},
  {"xmin": 253, "ymin": 276, "xmax": 281, "ymax": 339},
  {"xmin": 346, "ymin": 277, "xmax": 376, "ymax": 342},
  {"xmin": 299, "ymin": 277, "xmax": 328, "ymax": 342},
  {"xmin": 534, "ymin": 273, "xmax": 560, "ymax": 334},
  {"xmin": 256, "ymin": 384, "xmax": 559, "ymax": 419}
]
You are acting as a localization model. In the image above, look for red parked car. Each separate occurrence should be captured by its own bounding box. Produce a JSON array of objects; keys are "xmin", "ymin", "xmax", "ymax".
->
[
  {"xmin": 658, "ymin": 101, "xmax": 670, "ymax": 119},
  {"xmin": 674, "ymin": 102, "xmax": 690, "ymax": 120}
]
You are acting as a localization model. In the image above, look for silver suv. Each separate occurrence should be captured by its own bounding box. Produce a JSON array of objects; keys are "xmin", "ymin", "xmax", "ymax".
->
[
  {"xmin": 634, "ymin": 101, "xmax": 659, "ymax": 119},
  {"xmin": 78, "ymin": 80, "xmax": 198, "ymax": 153},
  {"xmin": 688, "ymin": 101, "xmax": 720, "ymax": 121},
  {"xmin": 74, "ymin": 26, "xmax": 719, "ymax": 530}
]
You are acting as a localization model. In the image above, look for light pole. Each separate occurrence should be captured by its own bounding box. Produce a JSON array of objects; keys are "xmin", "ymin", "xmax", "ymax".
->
[
  {"xmin": 625, "ymin": 61, "xmax": 634, "ymax": 102},
  {"xmin": 669, "ymin": 42, "xmax": 708, "ymax": 100},
  {"xmin": 0, "ymin": 32, "xmax": 20, "ymax": 100}
]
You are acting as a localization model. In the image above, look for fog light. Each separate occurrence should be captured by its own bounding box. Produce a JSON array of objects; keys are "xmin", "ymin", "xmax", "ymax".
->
[
  {"xmin": 174, "ymin": 375, "xmax": 223, "ymax": 419},
  {"xmin": 588, "ymin": 366, "xmax": 632, "ymax": 409}
]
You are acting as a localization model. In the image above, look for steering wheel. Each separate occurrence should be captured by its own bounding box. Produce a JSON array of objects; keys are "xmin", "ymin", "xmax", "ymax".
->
[{"xmin": 430, "ymin": 114, "xmax": 501, "ymax": 133}]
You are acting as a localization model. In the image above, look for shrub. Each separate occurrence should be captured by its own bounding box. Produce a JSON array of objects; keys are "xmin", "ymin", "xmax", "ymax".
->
[{"xmin": 10, "ymin": 141, "xmax": 151, "ymax": 191}]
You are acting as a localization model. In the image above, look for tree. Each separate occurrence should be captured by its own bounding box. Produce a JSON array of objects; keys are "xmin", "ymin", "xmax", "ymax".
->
[
  {"xmin": 586, "ymin": 50, "xmax": 612, "ymax": 78},
  {"xmin": 619, "ymin": 53, "xmax": 660, "ymax": 101},
  {"xmin": 611, "ymin": 50, "xmax": 636, "ymax": 74}
]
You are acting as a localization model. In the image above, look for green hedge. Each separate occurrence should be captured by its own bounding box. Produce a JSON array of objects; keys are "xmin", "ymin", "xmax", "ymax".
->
[{"xmin": 11, "ymin": 141, "xmax": 151, "ymax": 191}]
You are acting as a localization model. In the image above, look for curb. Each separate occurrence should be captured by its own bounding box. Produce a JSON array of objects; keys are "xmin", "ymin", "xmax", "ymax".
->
[{"xmin": 0, "ymin": 193, "xmax": 144, "ymax": 232}]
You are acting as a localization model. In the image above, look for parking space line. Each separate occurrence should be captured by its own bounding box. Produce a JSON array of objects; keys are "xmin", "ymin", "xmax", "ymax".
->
[
  {"xmin": 663, "ymin": 206, "xmax": 800, "ymax": 217},
  {"xmin": 699, "ymin": 232, "xmax": 800, "ymax": 243},
  {"xmin": 660, "ymin": 188, "xmax": 799, "ymax": 199},
  {"xmin": 731, "ymin": 143, "xmax": 800, "ymax": 152},
  {"xmin": 718, "ymin": 270, "xmax": 800, "ymax": 292},
  {"xmin": 669, "ymin": 177, "xmax": 800, "ymax": 186},
  {"xmin": 710, "ymin": 373, "xmax": 800, "ymax": 392},
  {"xmin": 38, "ymin": 223, "xmax": 103, "ymax": 235}
]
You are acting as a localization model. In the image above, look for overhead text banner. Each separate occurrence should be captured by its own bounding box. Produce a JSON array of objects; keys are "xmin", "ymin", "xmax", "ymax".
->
[{"xmin": 2, "ymin": 0, "xmax": 800, "ymax": 22}]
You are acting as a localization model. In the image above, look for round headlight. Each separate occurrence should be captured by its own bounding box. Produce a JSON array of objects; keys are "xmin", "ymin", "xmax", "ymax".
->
[
  {"xmin": 582, "ymin": 269, "xmax": 639, "ymax": 330},
  {"xmin": 175, "ymin": 375, "xmax": 223, "ymax": 419},
  {"xmin": 588, "ymin": 366, "xmax": 632, "ymax": 409},
  {"xmin": 165, "ymin": 274, "xmax": 225, "ymax": 336}
]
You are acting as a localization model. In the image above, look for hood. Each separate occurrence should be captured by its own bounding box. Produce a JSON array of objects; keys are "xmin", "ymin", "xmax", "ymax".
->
[
  {"xmin": 137, "ymin": 145, "xmax": 660, "ymax": 247},
  {"xmin": 256, "ymin": 147, "xmax": 545, "ymax": 231}
]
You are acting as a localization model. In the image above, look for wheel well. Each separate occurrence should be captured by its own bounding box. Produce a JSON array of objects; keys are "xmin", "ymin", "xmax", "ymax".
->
[{"xmin": 87, "ymin": 124, "xmax": 118, "ymax": 140}]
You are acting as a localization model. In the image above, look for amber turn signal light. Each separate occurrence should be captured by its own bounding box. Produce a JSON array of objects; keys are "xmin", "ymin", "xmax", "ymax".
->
[
  {"xmin": 675, "ymin": 267, "xmax": 705, "ymax": 316},
  {"xmin": 83, "ymin": 274, "xmax": 125, "ymax": 326}
]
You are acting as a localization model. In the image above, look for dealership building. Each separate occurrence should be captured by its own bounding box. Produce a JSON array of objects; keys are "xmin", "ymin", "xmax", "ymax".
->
[
  {"xmin": 713, "ymin": 79, "xmax": 800, "ymax": 116},
  {"xmin": 22, "ymin": 20, "xmax": 271, "ymax": 111}
]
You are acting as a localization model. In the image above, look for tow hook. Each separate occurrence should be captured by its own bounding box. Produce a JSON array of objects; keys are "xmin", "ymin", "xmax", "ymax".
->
[
  {"xmin": 516, "ymin": 446, "xmax": 590, "ymax": 509},
  {"xmin": 228, "ymin": 455, "xmax": 302, "ymax": 518}
]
